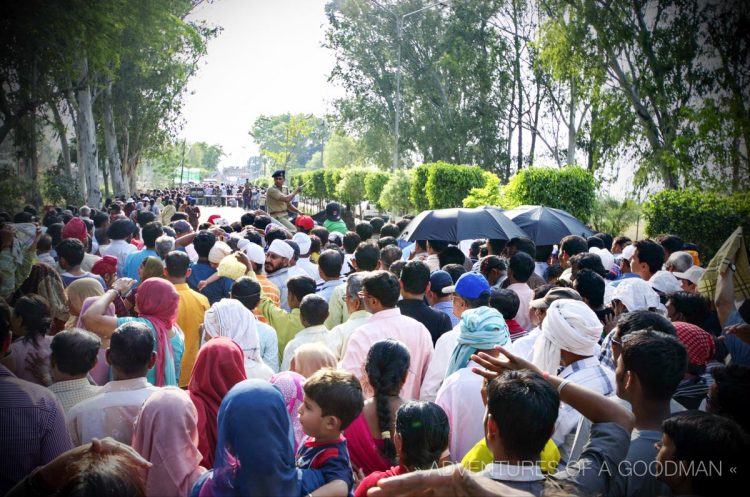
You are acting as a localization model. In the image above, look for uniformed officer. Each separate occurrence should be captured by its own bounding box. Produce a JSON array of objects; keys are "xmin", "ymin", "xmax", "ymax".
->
[{"xmin": 265, "ymin": 169, "xmax": 301, "ymax": 232}]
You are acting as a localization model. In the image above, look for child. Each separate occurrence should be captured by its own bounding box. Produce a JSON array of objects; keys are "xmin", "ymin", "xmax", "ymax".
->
[{"xmin": 298, "ymin": 369, "xmax": 364, "ymax": 497}]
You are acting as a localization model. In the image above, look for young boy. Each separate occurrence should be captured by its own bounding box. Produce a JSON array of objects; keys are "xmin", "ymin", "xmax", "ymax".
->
[{"xmin": 298, "ymin": 369, "xmax": 364, "ymax": 497}]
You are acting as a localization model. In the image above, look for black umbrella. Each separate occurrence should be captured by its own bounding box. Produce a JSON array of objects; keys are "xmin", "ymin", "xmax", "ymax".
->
[
  {"xmin": 503, "ymin": 205, "xmax": 593, "ymax": 246},
  {"xmin": 398, "ymin": 207, "xmax": 526, "ymax": 242}
]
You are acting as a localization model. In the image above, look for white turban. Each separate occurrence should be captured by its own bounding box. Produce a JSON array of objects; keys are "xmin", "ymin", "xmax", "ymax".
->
[
  {"xmin": 292, "ymin": 233, "xmax": 312, "ymax": 255},
  {"xmin": 208, "ymin": 241, "xmax": 232, "ymax": 264},
  {"xmin": 203, "ymin": 299, "xmax": 264, "ymax": 375},
  {"xmin": 532, "ymin": 299, "xmax": 603, "ymax": 374},
  {"xmin": 268, "ymin": 239, "xmax": 294, "ymax": 260},
  {"xmin": 244, "ymin": 241, "xmax": 266, "ymax": 265}
]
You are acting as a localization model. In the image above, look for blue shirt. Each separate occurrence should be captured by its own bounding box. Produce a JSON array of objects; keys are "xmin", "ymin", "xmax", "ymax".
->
[
  {"xmin": 724, "ymin": 310, "xmax": 750, "ymax": 365},
  {"xmin": 256, "ymin": 321, "xmax": 280, "ymax": 372},
  {"xmin": 122, "ymin": 249, "xmax": 159, "ymax": 282},
  {"xmin": 297, "ymin": 436, "xmax": 354, "ymax": 496},
  {"xmin": 432, "ymin": 300, "xmax": 459, "ymax": 327},
  {"xmin": 115, "ymin": 317, "xmax": 184, "ymax": 386},
  {"xmin": 187, "ymin": 261, "xmax": 215, "ymax": 290},
  {"xmin": 188, "ymin": 261, "xmax": 233, "ymax": 305}
]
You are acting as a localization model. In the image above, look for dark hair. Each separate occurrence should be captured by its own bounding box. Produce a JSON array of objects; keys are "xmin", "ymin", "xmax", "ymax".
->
[
  {"xmin": 711, "ymin": 365, "xmax": 750, "ymax": 433},
  {"xmin": 92, "ymin": 211, "xmax": 109, "ymax": 229},
  {"xmin": 612, "ymin": 236, "xmax": 631, "ymax": 250},
  {"xmin": 509, "ymin": 251, "xmax": 535, "ymax": 283},
  {"xmin": 427, "ymin": 240, "xmax": 449, "ymax": 253},
  {"xmin": 299, "ymin": 294, "xmax": 329, "ymax": 326},
  {"xmin": 310, "ymin": 227, "xmax": 329, "ymax": 246},
  {"xmin": 380, "ymin": 223, "xmax": 401, "ymax": 239},
  {"xmin": 489, "ymin": 288, "xmax": 520, "ymax": 320},
  {"xmin": 438, "ymin": 246, "xmax": 465, "ymax": 268},
  {"xmin": 265, "ymin": 226, "xmax": 289, "ymax": 246},
  {"xmin": 560, "ymin": 235, "xmax": 588, "ymax": 258},
  {"xmin": 487, "ymin": 239, "xmax": 506, "ymax": 255},
  {"xmin": 108, "ymin": 322, "xmax": 155, "ymax": 375},
  {"xmin": 57, "ymin": 238, "xmax": 85, "ymax": 267},
  {"xmin": 343, "ymin": 232, "xmax": 361, "ymax": 254},
  {"xmin": 369, "ymin": 217, "xmax": 384, "ymax": 233},
  {"xmin": 396, "ymin": 219, "xmax": 410, "ymax": 232},
  {"xmin": 47, "ymin": 223, "xmax": 65, "ymax": 248},
  {"xmin": 621, "ymin": 330, "xmax": 687, "ymax": 401},
  {"xmin": 253, "ymin": 215, "xmax": 273, "ymax": 231},
  {"xmin": 396, "ymin": 401, "xmax": 449, "ymax": 470},
  {"xmin": 231, "ymin": 277, "xmax": 262, "ymax": 311},
  {"xmin": 136, "ymin": 211, "xmax": 156, "ymax": 227},
  {"xmin": 355, "ymin": 242, "xmax": 380, "ymax": 271},
  {"xmin": 304, "ymin": 369, "xmax": 364, "ymax": 430},
  {"xmin": 376, "ymin": 236, "xmax": 396, "ymax": 250},
  {"xmin": 535, "ymin": 245, "xmax": 553, "ymax": 263},
  {"xmin": 58, "ymin": 452, "xmax": 146, "ymax": 497},
  {"xmin": 508, "ymin": 237, "xmax": 536, "ymax": 258},
  {"xmin": 164, "ymin": 251, "xmax": 190, "ymax": 278},
  {"xmin": 657, "ymin": 234, "xmax": 684, "ymax": 255},
  {"xmin": 634, "ymin": 240, "xmax": 665, "ymax": 274},
  {"xmin": 379, "ymin": 246, "xmax": 402, "ymax": 270},
  {"xmin": 193, "ymin": 230, "xmax": 217, "ymax": 259},
  {"xmin": 442, "ymin": 263, "xmax": 466, "ymax": 283},
  {"xmin": 141, "ymin": 221, "xmax": 164, "ymax": 248},
  {"xmin": 51, "ymin": 329, "xmax": 101, "ymax": 376},
  {"xmin": 355, "ymin": 222, "xmax": 373, "ymax": 241},
  {"xmin": 470, "ymin": 239, "xmax": 485, "ymax": 259},
  {"xmin": 14, "ymin": 211, "xmax": 33, "ymax": 223},
  {"xmin": 14, "ymin": 294, "xmax": 51, "ymax": 347},
  {"xmin": 244, "ymin": 231, "xmax": 263, "ymax": 247},
  {"xmin": 287, "ymin": 275, "xmax": 317, "ymax": 303},
  {"xmin": 586, "ymin": 236, "xmax": 605, "ymax": 249},
  {"xmin": 37, "ymin": 233, "xmax": 52, "ymax": 252},
  {"xmin": 240, "ymin": 212, "xmax": 255, "ymax": 227},
  {"xmin": 668, "ymin": 292, "xmax": 711, "ymax": 327},
  {"xmin": 616, "ymin": 310, "xmax": 676, "ymax": 340},
  {"xmin": 318, "ymin": 249, "xmax": 344, "ymax": 278},
  {"xmin": 546, "ymin": 264, "xmax": 564, "ymax": 280},
  {"xmin": 457, "ymin": 292, "xmax": 490, "ymax": 309},
  {"xmin": 366, "ymin": 339, "xmax": 411, "ymax": 464},
  {"xmin": 400, "ymin": 260, "xmax": 430, "ymax": 294},
  {"xmin": 388, "ymin": 260, "xmax": 406, "ymax": 279},
  {"xmin": 662, "ymin": 411, "xmax": 748, "ymax": 496},
  {"xmin": 575, "ymin": 269, "xmax": 606, "ymax": 307},
  {"xmin": 594, "ymin": 233, "xmax": 613, "ymax": 252},
  {"xmin": 363, "ymin": 270, "xmax": 401, "ymax": 308},
  {"xmin": 571, "ymin": 252, "xmax": 607, "ymax": 278},
  {"xmin": 487, "ymin": 370, "xmax": 560, "ymax": 461}
]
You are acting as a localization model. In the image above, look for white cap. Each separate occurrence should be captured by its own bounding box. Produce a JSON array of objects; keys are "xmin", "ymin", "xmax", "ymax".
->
[
  {"xmin": 611, "ymin": 278, "xmax": 661, "ymax": 312},
  {"xmin": 268, "ymin": 239, "xmax": 294, "ymax": 260},
  {"xmin": 236, "ymin": 238, "xmax": 250, "ymax": 252},
  {"xmin": 589, "ymin": 247, "xmax": 615, "ymax": 271},
  {"xmin": 244, "ymin": 242, "xmax": 266, "ymax": 265},
  {"xmin": 208, "ymin": 241, "xmax": 232, "ymax": 264},
  {"xmin": 617, "ymin": 244, "xmax": 636, "ymax": 262},
  {"xmin": 649, "ymin": 270, "xmax": 683, "ymax": 295},
  {"xmin": 292, "ymin": 233, "xmax": 312, "ymax": 255},
  {"xmin": 673, "ymin": 265, "xmax": 705, "ymax": 286}
]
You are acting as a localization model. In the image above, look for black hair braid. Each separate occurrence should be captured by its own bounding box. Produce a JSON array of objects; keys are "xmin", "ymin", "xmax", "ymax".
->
[{"xmin": 365, "ymin": 339, "xmax": 411, "ymax": 465}]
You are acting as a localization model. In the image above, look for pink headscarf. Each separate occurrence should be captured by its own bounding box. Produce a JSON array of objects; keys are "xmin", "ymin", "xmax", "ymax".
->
[
  {"xmin": 76, "ymin": 296, "xmax": 114, "ymax": 385},
  {"xmin": 132, "ymin": 387, "xmax": 205, "ymax": 497},
  {"xmin": 135, "ymin": 279, "xmax": 179, "ymax": 386},
  {"xmin": 270, "ymin": 371, "xmax": 306, "ymax": 451}
]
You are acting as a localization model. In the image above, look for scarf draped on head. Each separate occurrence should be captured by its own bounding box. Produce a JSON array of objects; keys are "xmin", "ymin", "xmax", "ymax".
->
[
  {"xmin": 291, "ymin": 343, "xmax": 337, "ymax": 378},
  {"xmin": 445, "ymin": 306, "xmax": 510, "ymax": 379},
  {"xmin": 65, "ymin": 278, "xmax": 105, "ymax": 329},
  {"xmin": 203, "ymin": 299, "xmax": 263, "ymax": 375},
  {"xmin": 15, "ymin": 262, "xmax": 69, "ymax": 323},
  {"xmin": 532, "ymin": 299, "xmax": 603, "ymax": 374},
  {"xmin": 196, "ymin": 380, "xmax": 300, "ymax": 497},
  {"xmin": 132, "ymin": 387, "xmax": 205, "ymax": 497},
  {"xmin": 77, "ymin": 296, "xmax": 114, "ymax": 385},
  {"xmin": 135, "ymin": 278, "xmax": 179, "ymax": 386},
  {"xmin": 270, "ymin": 371, "xmax": 306, "ymax": 452},
  {"xmin": 188, "ymin": 337, "xmax": 247, "ymax": 469}
]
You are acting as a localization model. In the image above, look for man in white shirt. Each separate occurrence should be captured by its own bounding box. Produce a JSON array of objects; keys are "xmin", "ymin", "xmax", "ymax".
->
[
  {"xmin": 281, "ymin": 295, "xmax": 339, "ymax": 370},
  {"xmin": 419, "ymin": 272, "xmax": 491, "ymax": 402},
  {"xmin": 292, "ymin": 233, "xmax": 321, "ymax": 283},
  {"xmin": 513, "ymin": 287, "xmax": 583, "ymax": 361},
  {"xmin": 340, "ymin": 271, "xmax": 433, "ymax": 400},
  {"xmin": 505, "ymin": 252, "xmax": 536, "ymax": 332},
  {"xmin": 330, "ymin": 274, "xmax": 371, "ymax": 359},
  {"xmin": 67, "ymin": 321, "xmax": 158, "ymax": 446},
  {"xmin": 100, "ymin": 219, "xmax": 138, "ymax": 277}
]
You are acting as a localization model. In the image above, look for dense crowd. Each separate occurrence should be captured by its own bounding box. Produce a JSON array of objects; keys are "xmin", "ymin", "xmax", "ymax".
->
[{"xmin": 0, "ymin": 176, "xmax": 748, "ymax": 497}]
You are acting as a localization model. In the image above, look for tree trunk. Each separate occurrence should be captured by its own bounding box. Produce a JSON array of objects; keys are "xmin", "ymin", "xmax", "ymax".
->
[
  {"xmin": 567, "ymin": 77, "xmax": 576, "ymax": 166},
  {"xmin": 126, "ymin": 155, "xmax": 138, "ymax": 193},
  {"xmin": 513, "ymin": 0, "xmax": 523, "ymax": 171},
  {"xmin": 529, "ymin": 79, "xmax": 541, "ymax": 167},
  {"xmin": 75, "ymin": 58, "xmax": 101, "ymax": 207},
  {"xmin": 103, "ymin": 84, "xmax": 126, "ymax": 197},
  {"xmin": 50, "ymin": 103, "xmax": 72, "ymax": 178},
  {"xmin": 101, "ymin": 155, "xmax": 110, "ymax": 199}
]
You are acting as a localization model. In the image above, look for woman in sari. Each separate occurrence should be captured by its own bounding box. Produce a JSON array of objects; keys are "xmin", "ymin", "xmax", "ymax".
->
[
  {"xmin": 269, "ymin": 371, "xmax": 305, "ymax": 452},
  {"xmin": 202, "ymin": 299, "xmax": 273, "ymax": 381},
  {"xmin": 132, "ymin": 388, "xmax": 206, "ymax": 497},
  {"xmin": 82, "ymin": 277, "xmax": 183, "ymax": 386},
  {"xmin": 188, "ymin": 337, "xmax": 247, "ymax": 468}
]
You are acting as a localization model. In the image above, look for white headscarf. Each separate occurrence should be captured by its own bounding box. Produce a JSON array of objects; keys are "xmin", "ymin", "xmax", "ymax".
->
[
  {"xmin": 532, "ymin": 299, "xmax": 603, "ymax": 374},
  {"xmin": 203, "ymin": 299, "xmax": 263, "ymax": 374},
  {"xmin": 611, "ymin": 278, "xmax": 661, "ymax": 312}
]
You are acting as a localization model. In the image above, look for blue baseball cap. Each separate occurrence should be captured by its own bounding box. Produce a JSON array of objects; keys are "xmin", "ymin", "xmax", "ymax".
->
[
  {"xmin": 443, "ymin": 272, "xmax": 490, "ymax": 299},
  {"xmin": 429, "ymin": 270, "xmax": 453, "ymax": 293}
]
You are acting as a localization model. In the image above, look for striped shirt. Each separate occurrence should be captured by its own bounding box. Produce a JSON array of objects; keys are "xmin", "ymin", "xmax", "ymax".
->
[{"xmin": 0, "ymin": 365, "xmax": 73, "ymax": 495}]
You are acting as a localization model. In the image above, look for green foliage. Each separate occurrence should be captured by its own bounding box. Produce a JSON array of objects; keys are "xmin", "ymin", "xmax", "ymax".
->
[
  {"xmin": 250, "ymin": 114, "xmax": 328, "ymax": 173},
  {"xmin": 410, "ymin": 164, "xmax": 431, "ymax": 212},
  {"xmin": 643, "ymin": 189, "xmax": 750, "ymax": 260},
  {"xmin": 254, "ymin": 177, "xmax": 271, "ymax": 188},
  {"xmin": 42, "ymin": 164, "xmax": 83, "ymax": 206},
  {"xmin": 323, "ymin": 133, "xmax": 362, "ymax": 169},
  {"xmin": 364, "ymin": 170, "xmax": 390, "ymax": 209},
  {"xmin": 335, "ymin": 168, "xmax": 368, "ymax": 208},
  {"xmin": 324, "ymin": 169, "xmax": 343, "ymax": 200},
  {"xmin": 501, "ymin": 166, "xmax": 596, "ymax": 222},
  {"xmin": 380, "ymin": 169, "xmax": 414, "ymax": 216},
  {"xmin": 590, "ymin": 196, "xmax": 641, "ymax": 236},
  {"xmin": 463, "ymin": 171, "xmax": 503, "ymax": 208},
  {"xmin": 0, "ymin": 168, "xmax": 32, "ymax": 213},
  {"xmin": 424, "ymin": 162, "xmax": 485, "ymax": 209}
]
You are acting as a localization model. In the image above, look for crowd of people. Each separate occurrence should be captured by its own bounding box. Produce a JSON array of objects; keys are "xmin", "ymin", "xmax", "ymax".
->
[{"xmin": 0, "ymin": 177, "xmax": 749, "ymax": 497}]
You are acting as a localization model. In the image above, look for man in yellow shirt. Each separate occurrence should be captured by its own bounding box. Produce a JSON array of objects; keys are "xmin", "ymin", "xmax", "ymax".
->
[
  {"xmin": 265, "ymin": 170, "xmax": 301, "ymax": 232},
  {"xmin": 164, "ymin": 251, "xmax": 210, "ymax": 387}
]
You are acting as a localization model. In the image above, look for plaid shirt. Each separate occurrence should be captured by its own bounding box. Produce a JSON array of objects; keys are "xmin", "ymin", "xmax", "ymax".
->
[
  {"xmin": 599, "ymin": 330, "xmax": 617, "ymax": 371},
  {"xmin": 49, "ymin": 378, "xmax": 102, "ymax": 413}
]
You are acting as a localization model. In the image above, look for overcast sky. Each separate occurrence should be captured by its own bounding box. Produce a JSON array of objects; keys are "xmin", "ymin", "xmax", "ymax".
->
[{"xmin": 182, "ymin": 0, "xmax": 340, "ymax": 168}]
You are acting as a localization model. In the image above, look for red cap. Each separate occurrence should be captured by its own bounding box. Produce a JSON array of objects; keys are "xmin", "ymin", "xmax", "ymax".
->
[
  {"xmin": 207, "ymin": 214, "xmax": 221, "ymax": 225},
  {"xmin": 295, "ymin": 215, "xmax": 314, "ymax": 231}
]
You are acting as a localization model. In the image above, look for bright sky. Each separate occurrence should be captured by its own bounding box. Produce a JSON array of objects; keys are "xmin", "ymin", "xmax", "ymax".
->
[{"xmin": 181, "ymin": 0, "xmax": 341, "ymax": 169}]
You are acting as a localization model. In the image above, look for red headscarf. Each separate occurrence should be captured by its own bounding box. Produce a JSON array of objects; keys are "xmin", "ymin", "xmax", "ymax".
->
[
  {"xmin": 91, "ymin": 255, "xmax": 118, "ymax": 277},
  {"xmin": 674, "ymin": 322, "xmax": 716, "ymax": 366},
  {"xmin": 62, "ymin": 217, "xmax": 88, "ymax": 244},
  {"xmin": 135, "ymin": 279, "xmax": 179, "ymax": 386},
  {"xmin": 188, "ymin": 337, "xmax": 247, "ymax": 468}
]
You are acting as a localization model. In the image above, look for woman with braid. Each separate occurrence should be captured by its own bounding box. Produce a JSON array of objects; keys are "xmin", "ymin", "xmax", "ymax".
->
[{"xmin": 344, "ymin": 339, "xmax": 410, "ymax": 475}]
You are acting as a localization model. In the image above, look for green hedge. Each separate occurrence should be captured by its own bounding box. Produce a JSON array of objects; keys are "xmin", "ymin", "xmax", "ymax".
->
[
  {"xmin": 643, "ymin": 189, "xmax": 750, "ymax": 260},
  {"xmin": 501, "ymin": 166, "xmax": 596, "ymax": 222},
  {"xmin": 324, "ymin": 169, "xmax": 343, "ymax": 200},
  {"xmin": 463, "ymin": 171, "xmax": 502, "ymax": 208},
  {"xmin": 335, "ymin": 168, "xmax": 368, "ymax": 208},
  {"xmin": 410, "ymin": 164, "xmax": 431, "ymax": 212},
  {"xmin": 364, "ymin": 171, "xmax": 390, "ymax": 209},
  {"xmin": 425, "ymin": 162, "xmax": 486, "ymax": 209},
  {"xmin": 380, "ymin": 169, "xmax": 414, "ymax": 216}
]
